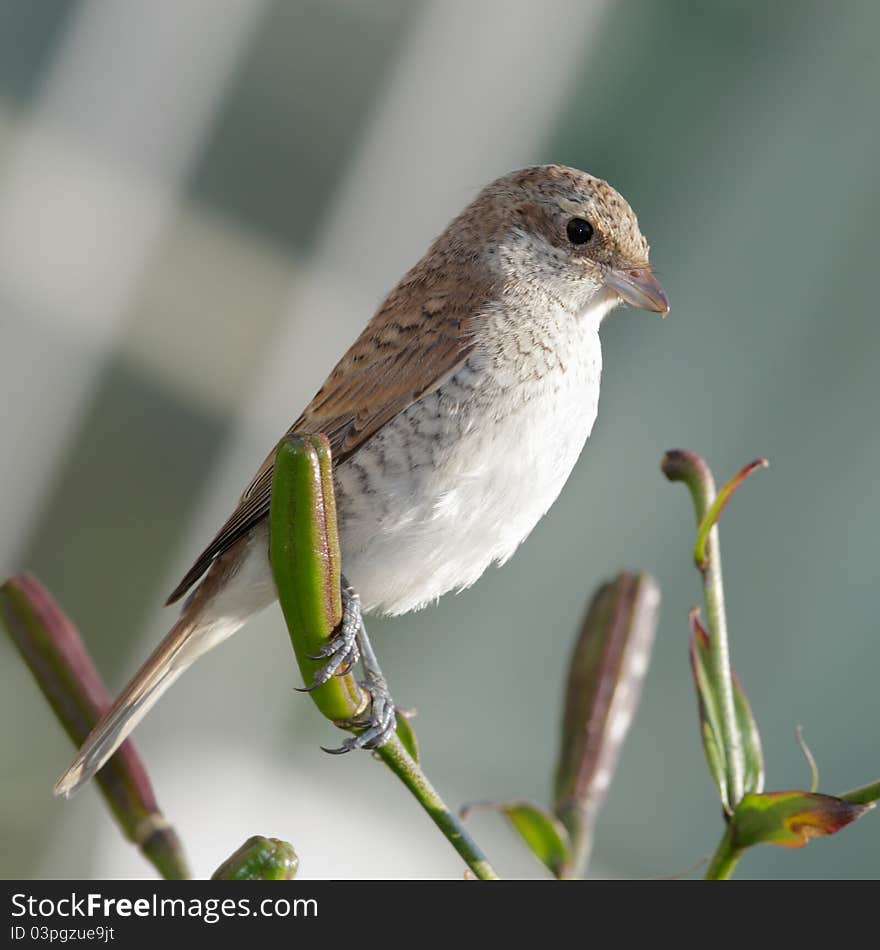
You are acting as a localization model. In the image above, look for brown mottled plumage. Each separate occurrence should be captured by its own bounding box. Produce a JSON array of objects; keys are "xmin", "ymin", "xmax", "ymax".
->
[
  {"xmin": 168, "ymin": 166, "xmax": 656, "ymax": 604},
  {"xmin": 166, "ymin": 267, "xmax": 491, "ymax": 604}
]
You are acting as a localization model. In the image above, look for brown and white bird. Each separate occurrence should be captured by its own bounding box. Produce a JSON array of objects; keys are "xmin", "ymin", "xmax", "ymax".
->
[{"xmin": 56, "ymin": 164, "xmax": 668, "ymax": 796}]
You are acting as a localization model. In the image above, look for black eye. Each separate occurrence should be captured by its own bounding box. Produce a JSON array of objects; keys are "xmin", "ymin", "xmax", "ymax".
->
[{"xmin": 566, "ymin": 217, "xmax": 594, "ymax": 245}]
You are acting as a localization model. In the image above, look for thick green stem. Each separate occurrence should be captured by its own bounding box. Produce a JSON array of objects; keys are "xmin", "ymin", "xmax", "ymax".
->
[
  {"xmin": 270, "ymin": 435, "xmax": 498, "ymax": 879},
  {"xmin": 663, "ymin": 451, "xmax": 745, "ymax": 810},
  {"xmin": 377, "ymin": 736, "xmax": 499, "ymax": 880},
  {"xmin": 704, "ymin": 825, "xmax": 743, "ymax": 880}
]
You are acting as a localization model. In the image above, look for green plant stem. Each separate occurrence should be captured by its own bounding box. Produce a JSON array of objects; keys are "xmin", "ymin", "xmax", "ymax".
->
[
  {"xmin": 270, "ymin": 435, "xmax": 498, "ymax": 880},
  {"xmin": 663, "ymin": 451, "xmax": 744, "ymax": 809},
  {"xmin": 704, "ymin": 825, "xmax": 743, "ymax": 880},
  {"xmin": 840, "ymin": 779, "xmax": 880, "ymax": 806},
  {"xmin": 555, "ymin": 804, "xmax": 594, "ymax": 880},
  {"xmin": 376, "ymin": 735, "xmax": 499, "ymax": 880}
]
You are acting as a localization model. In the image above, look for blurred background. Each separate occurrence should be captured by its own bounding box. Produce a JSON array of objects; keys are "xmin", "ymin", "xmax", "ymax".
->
[{"xmin": 1, "ymin": 0, "xmax": 878, "ymax": 880}]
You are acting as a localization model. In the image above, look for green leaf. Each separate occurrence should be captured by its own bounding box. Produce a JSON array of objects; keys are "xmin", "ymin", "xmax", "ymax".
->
[
  {"xmin": 689, "ymin": 609, "xmax": 730, "ymax": 809},
  {"xmin": 689, "ymin": 610, "xmax": 764, "ymax": 810},
  {"xmin": 693, "ymin": 458, "xmax": 768, "ymax": 570},
  {"xmin": 501, "ymin": 803, "xmax": 571, "ymax": 877},
  {"xmin": 212, "ymin": 836, "xmax": 299, "ymax": 880},
  {"xmin": 464, "ymin": 801, "xmax": 571, "ymax": 877},
  {"xmin": 731, "ymin": 791, "xmax": 874, "ymax": 850},
  {"xmin": 732, "ymin": 669, "xmax": 764, "ymax": 796}
]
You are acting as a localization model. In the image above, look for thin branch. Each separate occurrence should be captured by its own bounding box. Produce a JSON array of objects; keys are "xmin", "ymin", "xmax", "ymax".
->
[
  {"xmin": 377, "ymin": 737, "xmax": 499, "ymax": 880},
  {"xmin": 0, "ymin": 575, "xmax": 190, "ymax": 879},
  {"xmin": 704, "ymin": 825, "xmax": 743, "ymax": 880}
]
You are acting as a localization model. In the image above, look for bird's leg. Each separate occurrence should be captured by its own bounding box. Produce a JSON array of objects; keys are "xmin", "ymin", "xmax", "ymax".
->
[
  {"xmin": 323, "ymin": 609, "xmax": 398, "ymax": 754},
  {"xmin": 304, "ymin": 578, "xmax": 398, "ymax": 753}
]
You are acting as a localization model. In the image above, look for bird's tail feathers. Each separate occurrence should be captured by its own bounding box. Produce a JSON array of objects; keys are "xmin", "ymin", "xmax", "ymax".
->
[{"xmin": 54, "ymin": 603, "xmax": 238, "ymax": 798}]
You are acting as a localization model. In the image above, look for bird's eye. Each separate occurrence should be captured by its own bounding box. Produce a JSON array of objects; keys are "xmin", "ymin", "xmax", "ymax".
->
[{"xmin": 566, "ymin": 217, "xmax": 594, "ymax": 245}]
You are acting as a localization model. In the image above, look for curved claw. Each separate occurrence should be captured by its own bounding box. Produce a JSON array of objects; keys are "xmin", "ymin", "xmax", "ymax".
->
[
  {"xmin": 321, "ymin": 739, "xmax": 358, "ymax": 755},
  {"xmin": 295, "ymin": 681, "xmax": 322, "ymax": 694},
  {"xmin": 320, "ymin": 723, "xmax": 395, "ymax": 755}
]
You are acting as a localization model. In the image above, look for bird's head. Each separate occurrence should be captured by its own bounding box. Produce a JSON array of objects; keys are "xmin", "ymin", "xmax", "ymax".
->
[{"xmin": 463, "ymin": 164, "xmax": 668, "ymax": 319}]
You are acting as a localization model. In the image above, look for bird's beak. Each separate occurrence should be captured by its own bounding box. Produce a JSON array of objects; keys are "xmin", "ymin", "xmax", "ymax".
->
[{"xmin": 604, "ymin": 266, "xmax": 669, "ymax": 315}]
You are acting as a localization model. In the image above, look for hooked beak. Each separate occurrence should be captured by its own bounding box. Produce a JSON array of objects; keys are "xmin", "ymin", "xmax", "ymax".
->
[{"xmin": 604, "ymin": 266, "xmax": 669, "ymax": 315}]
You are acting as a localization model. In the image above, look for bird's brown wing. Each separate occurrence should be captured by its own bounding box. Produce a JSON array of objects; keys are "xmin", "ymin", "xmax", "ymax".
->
[{"xmin": 166, "ymin": 273, "xmax": 489, "ymax": 604}]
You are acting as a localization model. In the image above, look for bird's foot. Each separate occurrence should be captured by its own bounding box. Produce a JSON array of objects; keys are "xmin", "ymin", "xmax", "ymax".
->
[
  {"xmin": 299, "ymin": 584, "xmax": 362, "ymax": 690},
  {"xmin": 322, "ymin": 666, "xmax": 397, "ymax": 755},
  {"xmin": 298, "ymin": 578, "xmax": 398, "ymax": 753},
  {"xmin": 321, "ymin": 582, "xmax": 398, "ymax": 754}
]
